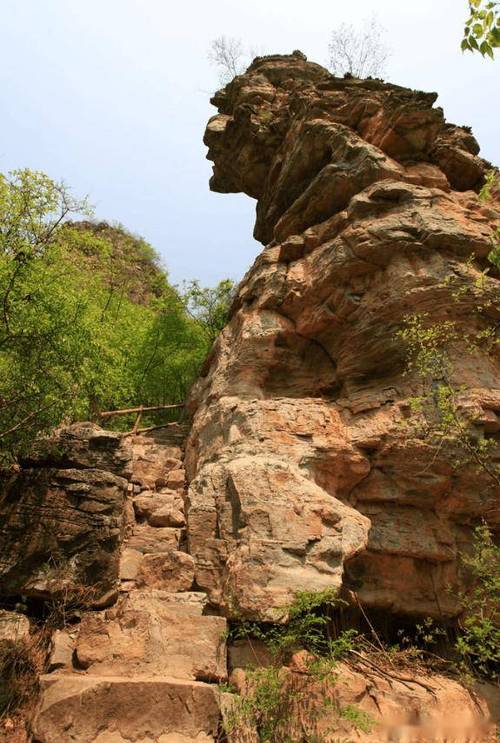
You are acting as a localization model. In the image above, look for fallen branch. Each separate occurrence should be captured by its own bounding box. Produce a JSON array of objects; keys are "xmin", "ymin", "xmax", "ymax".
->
[{"xmin": 348, "ymin": 649, "xmax": 438, "ymax": 697}]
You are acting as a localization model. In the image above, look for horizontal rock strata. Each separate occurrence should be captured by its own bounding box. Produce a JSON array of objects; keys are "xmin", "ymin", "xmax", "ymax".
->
[{"xmin": 186, "ymin": 52, "xmax": 500, "ymax": 621}]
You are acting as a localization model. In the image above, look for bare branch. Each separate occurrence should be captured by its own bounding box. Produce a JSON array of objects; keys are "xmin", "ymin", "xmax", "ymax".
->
[
  {"xmin": 208, "ymin": 36, "xmax": 248, "ymax": 85},
  {"xmin": 327, "ymin": 15, "xmax": 390, "ymax": 78}
]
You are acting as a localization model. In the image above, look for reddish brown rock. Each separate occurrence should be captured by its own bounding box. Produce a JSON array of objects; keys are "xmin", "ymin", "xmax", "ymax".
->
[
  {"xmin": 32, "ymin": 675, "xmax": 221, "ymax": 743},
  {"xmin": 136, "ymin": 550, "xmax": 195, "ymax": 591},
  {"xmin": 223, "ymin": 657, "xmax": 496, "ymax": 742},
  {"xmin": 187, "ymin": 53, "xmax": 500, "ymax": 621},
  {"xmin": 74, "ymin": 589, "xmax": 227, "ymax": 682},
  {"xmin": 130, "ymin": 430, "xmax": 184, "ymax": 490},
  {"xmin": 0, "ymin": 610, "xmax": 30, "ymax": 642}
]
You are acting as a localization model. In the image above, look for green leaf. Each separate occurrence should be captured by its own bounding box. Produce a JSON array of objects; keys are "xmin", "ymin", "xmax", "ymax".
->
[
  {"xmin": 491, "ymin": 26, "xmax": 500, "ymax": 43},
  {"xmin": 473, "ymin": 22, "xmax": 484, "ymax": 36},
  {"xmin": 461, "ymin": 38, "xmax": 470, "ymax": 51},
  {"xmin": 469, "ymin": 35, "xmax": 480, "ymax": 49}
]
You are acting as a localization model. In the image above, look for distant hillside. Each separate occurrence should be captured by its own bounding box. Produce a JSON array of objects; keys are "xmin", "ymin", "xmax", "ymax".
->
[{"xmin": 59, "ymin": 220, "xmax": 170, "ymax": 305}]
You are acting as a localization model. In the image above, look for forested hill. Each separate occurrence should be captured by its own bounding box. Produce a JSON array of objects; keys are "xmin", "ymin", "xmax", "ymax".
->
[
  {"xmin": 0, "ymin": 169, "xmax": 232, "ymax": 465},
  {"xmin": 60, "ymin": 220, "xmax": 170, "ymax": 305}
]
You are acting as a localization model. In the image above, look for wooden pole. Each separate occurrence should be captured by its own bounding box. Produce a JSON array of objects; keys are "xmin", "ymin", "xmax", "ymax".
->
[{"xmin": 99, "ymin": 403, "xmax": 184, "ymax": 418}]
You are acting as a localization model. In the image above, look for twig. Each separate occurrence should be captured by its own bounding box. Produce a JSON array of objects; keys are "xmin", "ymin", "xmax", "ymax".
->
[{"xmin": 353, "ymin": 592, "xmax": 390, "ymax": 661}]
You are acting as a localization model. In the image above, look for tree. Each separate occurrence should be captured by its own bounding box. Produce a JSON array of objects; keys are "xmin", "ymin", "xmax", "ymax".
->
[
  {"xmin": 0, "ymin": 169, "xmax": 214, "ymax": 463},
  {"xmin": 462, "ymin": 0, "xmax": 500, "ymax": 58},
  {"xmin": 0, "ymin": 170, "xmax": 93, "ymax": 459},
  {"xmin": 327, "ymin": 16, "xmax": 390, "ymax": 78},
  {"xmin": 181, "ymin": 279, "xmax": 235, "ymax": 344},
  {"xmin": 208, "ymin": 36, "xmax": 247, "ymax": 86}
]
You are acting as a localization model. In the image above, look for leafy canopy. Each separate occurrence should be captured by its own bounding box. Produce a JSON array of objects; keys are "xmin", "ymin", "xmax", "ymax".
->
[{"xmin": 0, "ymin": 169, "xmax": 230, "ymax": 463}]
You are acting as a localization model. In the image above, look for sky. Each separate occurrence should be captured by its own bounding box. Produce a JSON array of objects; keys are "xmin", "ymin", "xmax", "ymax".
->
[{"xmin": 1, "ymin": 0, "xmax": 498, "ymax": 287}]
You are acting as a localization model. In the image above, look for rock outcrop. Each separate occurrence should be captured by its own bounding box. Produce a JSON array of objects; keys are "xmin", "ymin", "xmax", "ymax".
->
[
  {"xmin": 1, "ymin": 53, "xmax": 499, "ymax": 742},
  {"xmin": 0, "ymin": 422, "xmax": 228, "ymax": 743},
  {"xmin": 0, "ymin": 424, "xmax": 132, "ymax": 601},
  {"xmin": 186, "ymin": 52, "xmax": 499, "ymax": 621}
]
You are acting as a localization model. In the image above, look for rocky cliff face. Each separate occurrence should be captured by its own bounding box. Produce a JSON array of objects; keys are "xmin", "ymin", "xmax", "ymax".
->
[
  {"xmin": 186, "ymin": 52, "xmax": 499, "ymax": 622},
  {"xmin": 1, "ymin": 54, "xmax": 499, "ymax": 742}
]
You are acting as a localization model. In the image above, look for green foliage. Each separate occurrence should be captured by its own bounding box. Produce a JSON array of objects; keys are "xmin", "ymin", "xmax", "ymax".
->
[
  {"xmin": 230, "ymin": 589, "xmax": 353, "ymax": 661},
  {"xmin": 397, "ymin": 313, "xmax": 456, "ymax": 380},
  {"xmin": 462, "ymin": 0, "xmax": 500, "ymax": 58},
  {"xmin": 232, "ymin": 665, "xmax": 286, "ymax": 742},
  {"xmin": 455, "ymin": 524, "xmax": 500, "ymax": 680},
  {"xmin": 339, "ymin": 704, "xmax": 374, "ymax": 733},
  {"xmin": 224, "ymin": 591, "xmax": 359, "ymax": 741},
  {"xmin": 479, "ymin": 169, "xmax": 500, "ymax": 202},
  {"xmin": 397, "ymin": 307, "xmax": 499, "ymax": 485},
  {"xmin": 181, "ymin": 278, "xmax": 235, "ymax": 344},
  {"xmin": 0, "ymin": 169, "xmax": 226, "ymax": 463}
]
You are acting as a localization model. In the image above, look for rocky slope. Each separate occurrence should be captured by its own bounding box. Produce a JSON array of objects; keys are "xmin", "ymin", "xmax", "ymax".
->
[
  {"xmin": 1, "ymin": 423, "xmax": 496, "ymax": 741},
  {"xmin": 186, "ymin": 52, "xmax": 499, "ymax": 622},
  {"xmin": 0, "ymin": 53, "xmax": 499, "ymax": 742},
  {"xmin": 1, "ymin": 423, "xmax": 227, "ymax": 742}
]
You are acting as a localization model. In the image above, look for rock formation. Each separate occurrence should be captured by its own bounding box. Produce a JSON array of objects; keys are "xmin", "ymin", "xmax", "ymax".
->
[
  {"xmin": 0, "ymin": 53, "xmax": 498, "ymax": 742},
  {"xmin": 186, "ymin": 52, "xmax": 499, "ymax": 621}
]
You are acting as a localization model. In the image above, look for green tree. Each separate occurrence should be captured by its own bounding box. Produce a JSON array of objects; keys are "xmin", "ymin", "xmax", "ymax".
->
[
  {"xmin": 456, "ymin": 524, "xmax": 500, "ymax": 680},
  {"xmin": 462, "ymin": 1, "xmax": 500, "ymax": 57},
  {"xmin": 0, "ymin": 169, "xmax": 213, "ymax": 463},
  {"xmin": 0, "ymin": 170, "xmax": 93, "ymax": 459},
  {"xmin": 182, "ymin": 278, "xmax": 235, "ymax": 344}
]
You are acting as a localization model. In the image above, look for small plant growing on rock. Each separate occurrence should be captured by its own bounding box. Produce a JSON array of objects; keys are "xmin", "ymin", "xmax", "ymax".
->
[
  {"xmin": 455, "ymin": 523, "xmax": 500, "ymax": 681},
  {"xmin": 222, "ymin": 590, "xmax": 361, "ymax": 742},
  {"xmin": 339, "ymin": 704, "xmax": 374, "ymax": 733}
]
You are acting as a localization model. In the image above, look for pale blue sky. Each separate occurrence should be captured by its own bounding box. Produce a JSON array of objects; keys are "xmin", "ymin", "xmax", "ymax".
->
[{"xmin": 1, "ymin": 0, "xmax": 498, "ymax": 286}]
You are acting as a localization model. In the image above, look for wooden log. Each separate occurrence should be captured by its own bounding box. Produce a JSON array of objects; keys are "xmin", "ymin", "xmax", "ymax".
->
[{"xmin": 99, "ymin": 403, "xmax": 184, "ymax": 418}]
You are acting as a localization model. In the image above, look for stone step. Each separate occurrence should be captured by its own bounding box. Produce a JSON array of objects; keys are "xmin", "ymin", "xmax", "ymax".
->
[
  {"xmin": 32, "ymin": 674, "xmax": 220, "ymax": 743},
  {"xmin": 47, "ymin": 591, "xmax": 227, "ymax": 684}
]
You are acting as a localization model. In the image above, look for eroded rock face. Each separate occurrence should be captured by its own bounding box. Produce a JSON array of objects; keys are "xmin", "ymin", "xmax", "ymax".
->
[
  {"xmin": 187, "ymin": 53, "xmax": 500, "ymax": 620},
  {"xmin": 0, "ymin": 425, "xmax": 132, "ymax": 599}
]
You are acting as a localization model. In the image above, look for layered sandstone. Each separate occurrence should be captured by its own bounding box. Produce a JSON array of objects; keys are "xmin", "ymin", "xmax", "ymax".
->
[
  {"xmin": 1, "ymin": 53, "xmax": 499, "ymax": 742},
  {"xmin": 0, "ymin": 423, "xmax": 228, "ymax": 742},
  {"xmin": 186, "ymin": 52, "xmax": 499, "ymax": 621}
]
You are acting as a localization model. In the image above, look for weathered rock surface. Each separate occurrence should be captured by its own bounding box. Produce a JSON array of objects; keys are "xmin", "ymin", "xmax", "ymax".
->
[
  {"xmin": 2, "ymin": 54, "xmax": 499, "ymax": 742},
  {"xmin": 22, "ymin": 423, "xmax": 231, "ymax": 742},
  {"xmin": 75, "ymin": 590, "xmax": 227, "ymax": 682},
  {"xmin": 0, "ymin": 424, "xmax": 135, "ymax": 601},
  {"xmin": 225, "ymin": 651, "xmax": 497, "ymax": 742},
  {"xmin": 187, "ymin": 52, "xmax": 500, "ymax": 620},
  {"xmin": 32, "ymin": 675, "xmax": 221, "ymax": 743}
]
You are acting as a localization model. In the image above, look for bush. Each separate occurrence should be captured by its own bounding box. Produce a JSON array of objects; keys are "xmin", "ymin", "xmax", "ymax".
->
[
  {"xmin": 224, "ymin": 590, "xmax": 360, "ymax": 741},
  {"xmin": 455, "ymin": 523, "xmax": 500, "ymax": 681}
]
